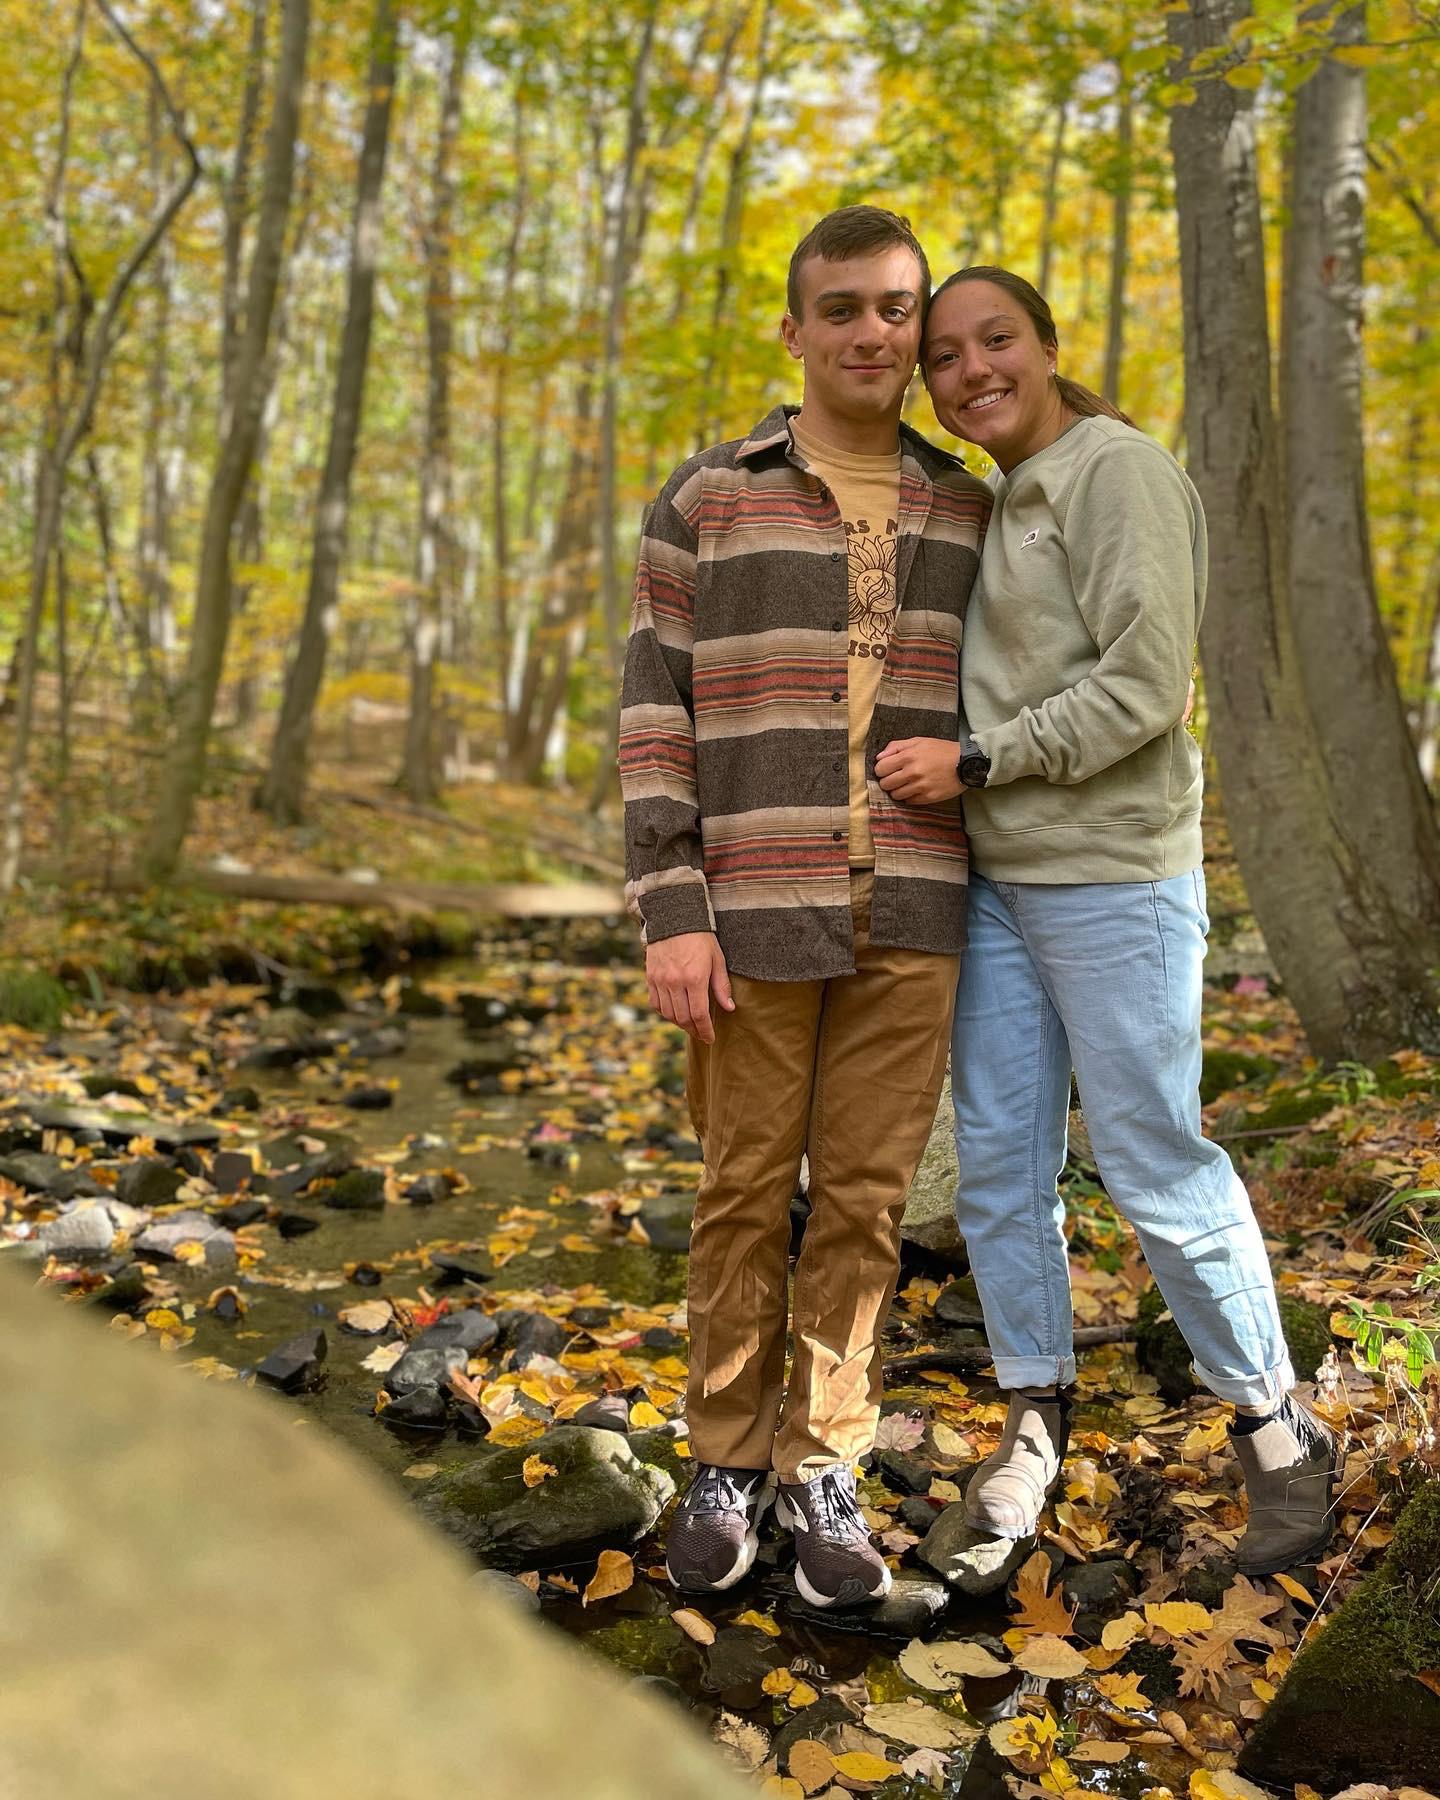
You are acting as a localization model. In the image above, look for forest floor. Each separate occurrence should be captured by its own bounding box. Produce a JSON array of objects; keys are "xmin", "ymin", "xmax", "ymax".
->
[{"xmin": 4, "ymin": 737, "xmax": 1440, "ymax": 1797}]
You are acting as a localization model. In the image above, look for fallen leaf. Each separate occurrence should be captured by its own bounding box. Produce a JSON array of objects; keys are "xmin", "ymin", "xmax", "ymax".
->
[
  {"xmin": 671, "ymin": 1607, "xmax": 716, "ymax": 1644},
  {"xmin": 1012, "ymin": 1634, "xmax": 1088, "ymax": 1679},
  {"xmin": 788, "ymin": 1680, "xmax": 819, "ymax": 1708},
  {"xmin": 1269, "ymin": 1571, "xmax": 1314, "ymax": 1604},
  {"xmin": 1100, "ymin": 1612, "xmax": 1146, "ymax": 1652},
  {"xmin": 760, "ymin": 1781, "xmax": 803, "ymax": 1799},
  {"xmin": 1187, "ymin": 1773, "xmax": 1271, "ymax": 1800},
  {"xmin": 712, "ymin": 1711, "xmax": 770, "ymax": 1772},
  {"xmin": 1010, "ymin": 1551, "xmax": 1079, "ymax": 1637},
  {"xmin": 1092, "ymin": 1670, "xmax": 1152, "ymax": 1713},
  {"xmin": 786, "ymin": 1739, "xmax": 835, "ymax": 1792},
  {"xmin": 1143, "ymin": 1600, "xmax": 1213, "ymax": 1637},
  {"xmin": 899, "ymin": 1637, "xmax": 1010, "ymax": 1689},
  {"xmin": 522, "ymin": 1454, "xmax": 558, "ymax": 1488},
  {"xmin": 737, "ymin": 1608, "xmax": 782, "ymax": 1637},
  {"xmin": 899, "ymin": 1746, "xmax": 951, "ymax": 1787},
  {"xmin": 402, "ymin": 1462, "xmax": 439, "ymax": 1479},
  {"xmin": 360, "ymin": 1340, "xmax": 406, "ymax": 1373},
  {"xmin": 862, "ymin": 1700, "xmax": 977, "ymax": 1750},
  {"xmin": 1070, "ymin": 1740, "xmax": 1130, "ymax": 1763},
  {"xmin": 629, "ymin": 1398, "xmax": 666, "ymax": 1429},
  {"xmin": 337, "ymin": 1299, "xmax": 393, "ymax": 1334},
  {"xmin": 762, "ymin": 1668, "xmax": 796, "ymax": 1697},
  {"xmin": 930, "ymin": 1422, "xmax": 973, "ymax": 1458},
  {"xmin": 987, "ymin": 1710, "xmax": 1060, "ymax": 1775},
  {"xmin": 873, "ymin": 1410, "xmax": 927, "ymax": 1452},
  {"xmin": 831, "ymin": 1750, "xmax": 897, "ymax": 1783},
  {"xmin": 582, "ymin": 1548, "xmax": 634, "ymax": 1605}
]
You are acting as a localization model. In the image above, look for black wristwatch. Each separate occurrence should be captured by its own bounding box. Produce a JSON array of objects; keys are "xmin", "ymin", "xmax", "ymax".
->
[{"xmin": 957, "ymin": 741, "xmax": 992, "ymax": 789}]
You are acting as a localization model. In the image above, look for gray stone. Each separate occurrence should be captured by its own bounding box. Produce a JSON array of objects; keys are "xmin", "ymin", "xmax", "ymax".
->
[
  {"xmin": 415, "ymin": 1311, "xmax": 499, "ymax": 1356},
  {"xmin": 48, "ymin": 1168, "xmax": 111, "ymax": 1202},
  {"xmin": 782, "ymin": 1571, "xmax": 951, "ymax": 1637},
  {"xmin": 37, "ymin": 1206, "xmax": 116, "ymax": 1259},
  {"xmin": 899, "ymin": 1079, "xmax": 965, "ymax": 1266},
  {"xmin": 635, "ymin": 1195, "xmax": 693, "ymax": 1254},
  {"xmin": 385, "ymin": 1346, "xmax": 467, "ymax": 1398},
  {"xmin": 504, "ymin": 1312, "xmax": 571, "ymax": 1369},
  {"xmin": 19, "ymin": 1103, "xmax": 220, "ymax": 1150},
  {"xmin": 876, "ymin": 1449, "xmax": 934, "ymax": 1496},
  {"xmin": 416, "ymin": 1426, "xmax": 675, "ymax": 1570},
  {"xmin": 1061, "ymin": 1559, "xmax": 1140, "ymax": 1642},
  {"xmin": 255, "ymin": 1329, "xmax": 328, "ymax": 1394},
  {"xmin": 133, "ymin": 1210, "xmax": 235, "ymax": 1268},
  {"xmin": 116, "ymin": 1160, "xmax": 185, "ymax": 1209},
  {"xmin": 470, "ymin": 1568, "xmax": 541, "ymax": 1614},
  {"xmin": 917, "ymin": 1504, "xmax": 1031, "ymax": 1596},
  {"xmin": 320, "ymin": 1169, "xmax": 387, "ymax": 1211},
  {"xmin": 0, "ymin": 1151, "xmax": 64, "ymax": 1194},
  {"xmin": 934, "ymin": 1275, "xmax": 986, "ymax": 1331}
]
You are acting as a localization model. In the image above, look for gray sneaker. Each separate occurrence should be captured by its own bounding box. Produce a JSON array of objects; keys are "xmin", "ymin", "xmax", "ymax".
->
[
  {"xmin": 775, "ymin": 1465, "xmax": 891, "ymax": 1608},
  {"xmin": 665, "ymin": 1464, "xmax": 774, "ymax": 1593},
  {"xmin": 1232, "ymin": 1395, "xmax": 1339, "ymax": 1575}
]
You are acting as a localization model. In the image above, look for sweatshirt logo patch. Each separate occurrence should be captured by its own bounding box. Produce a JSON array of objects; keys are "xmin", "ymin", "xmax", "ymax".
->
[{"xmin": 1021, "ymin": 529, "xmax": 1040, "ymax": 547}]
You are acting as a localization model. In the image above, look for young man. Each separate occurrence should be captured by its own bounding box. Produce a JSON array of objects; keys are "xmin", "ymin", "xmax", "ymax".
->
[{"xmin": 619, "ymin": 207, "xmax": 991, "ymax": 1607}]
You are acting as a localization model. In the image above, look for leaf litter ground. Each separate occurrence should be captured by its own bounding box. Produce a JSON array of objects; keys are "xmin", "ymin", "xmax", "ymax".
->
[{"xmin": 3, "ymin": 922, "xmax": 1439, "ymax": 1800}]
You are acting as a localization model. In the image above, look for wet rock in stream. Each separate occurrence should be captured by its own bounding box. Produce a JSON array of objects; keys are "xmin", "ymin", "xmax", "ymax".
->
[
  {"xmin": 385, "ymin": 1346, "xmax": 468, "ymax": 1398},
  {"xmin": 320, "ymin": 1170, "xmax": 387, "ymax": 1212},
  {"xmin": 917, "ymin": 1503, "xmax": 1032, "ymax": 1596},
  {"xmin": 416, "ymin": 1426, "xmax": 675, "ymax": 1570},
  {"xmin": 413, "ymin": 1309, "xmax": 499, "ymax": 1356},
  {"xmin": 132, "ymin": 1209, "xmax": 235, "ymax": 1268},
  {"xmin": 37, "ymin": 1204, "xmax": 116, "ymax": 1259},
  {"xmin": 115, "ymin": 1158, "xmax": 185, "ymax": 1209},
  {"xmin": 255, "ymin": 1328, "xmax": 328, "ymax": 1394}
]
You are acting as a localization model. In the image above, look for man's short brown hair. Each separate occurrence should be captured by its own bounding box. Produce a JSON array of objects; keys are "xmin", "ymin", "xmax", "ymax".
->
[{"xmin": 786, "ymin": 205, "xmax": 931, "ymax": 319}]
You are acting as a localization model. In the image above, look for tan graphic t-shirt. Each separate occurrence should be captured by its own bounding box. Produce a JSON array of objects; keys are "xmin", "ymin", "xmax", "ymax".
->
[{"xmin": 792, "ymin": 420, "xmax": 902, "ymax": 866}]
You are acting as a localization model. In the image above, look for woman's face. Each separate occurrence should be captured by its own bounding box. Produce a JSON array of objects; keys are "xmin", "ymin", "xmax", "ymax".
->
[{"xmin": 924, "ymin": 280, "xmax": 1062, "ymax": 472}]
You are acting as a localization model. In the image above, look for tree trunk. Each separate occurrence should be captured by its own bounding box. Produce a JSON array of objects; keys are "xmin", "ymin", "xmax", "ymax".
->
[
  {"xmin": 1103, "ymin": 75, "xmax": 1132, "ymax": 409},
  {"xmin": 141, "ymin": 0, "xmax": 306, "ymax": 879},
  {"xmin": 136, "ymin": 81, "xmax": 174, "ymax": 720},
  {"xmin": 1280, "ymin": 0, "xmax": 1440, "ymax": 1039},
  {"xmin": 1036, "ymin": 97, "xmax": 1068, "ymax": 297},
  {"xmin": 485, "ymin": 75, "xmax": 525, "ymax": 771},
  {"xmin": 255, "ymin": 0, "xmax": 396, "ymax": 825},
  {"xmin": 1415, "ymin": 552, "xmax": 1440, "ymax": 787},
  {"xmin": 2, "ymin": 0, "xmax": 201, "ymax": 896},
  {"xmin": 223, "ymin": 0, "xmax": 271, "ymax": 419},
  {"xmin": 1167, "ymin": 0, "xmax": 1438, "ymax": 1061}
]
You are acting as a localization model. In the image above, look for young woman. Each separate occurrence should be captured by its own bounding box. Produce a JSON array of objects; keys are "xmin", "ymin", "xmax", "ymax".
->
[{"xmin": 873, "ymin": 267, "xmax": 1337, "ymax": 1575}]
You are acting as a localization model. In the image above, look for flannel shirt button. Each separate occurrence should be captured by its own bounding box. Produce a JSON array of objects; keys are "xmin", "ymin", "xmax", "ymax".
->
[
  {"xmin": 831, "ymin": 620, "xmax": 842, "ymax": 630},
  {"xmin": 830, "ymin": 550, "xmax": 842, "ymax": 562},
  {"xmin": 831, "ymin": 690, "xmax": 842, "ymax": 702},
  {"xmin": 832, "ymin": 758, "xmax": 843, "ymax": 772},
  {"xmin": 832, "ymin": 830, "xmax": 844, "ymax": 842}
]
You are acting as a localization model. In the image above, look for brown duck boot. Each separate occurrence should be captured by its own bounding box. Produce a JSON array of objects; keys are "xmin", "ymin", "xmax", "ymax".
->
[
  {"xmin": 963, "ymin": 1389, "xmax": 1072, "ymax": 1539},
  {"xmin": 1231, "ymin": 1394, "xmax": 1340, "ymax": 1575}
]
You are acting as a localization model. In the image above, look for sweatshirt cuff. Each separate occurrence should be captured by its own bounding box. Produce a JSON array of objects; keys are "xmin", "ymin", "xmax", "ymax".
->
[{"xmin": 971, "ymin": 720, "xmax": 1037, "ymax": 787}]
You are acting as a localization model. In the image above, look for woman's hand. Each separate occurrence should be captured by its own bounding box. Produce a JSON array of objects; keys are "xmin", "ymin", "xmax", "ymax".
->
[{"xmin": 875, "ymin": 737, "xmax": 965, "ymax": 805}]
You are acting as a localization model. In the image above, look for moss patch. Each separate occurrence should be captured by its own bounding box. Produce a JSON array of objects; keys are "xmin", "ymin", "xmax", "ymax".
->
[
  {"xmin": 1135, "ymin": 1285, "xmax": 1333, "ymax": 1403},
  {"xmin": 1239, "ymin": 1480, "xmax": 1440, "ymax": 1787},
  {"xmin": 0, "ymin": 970, "xmax": 70, "ymax": 1031}
]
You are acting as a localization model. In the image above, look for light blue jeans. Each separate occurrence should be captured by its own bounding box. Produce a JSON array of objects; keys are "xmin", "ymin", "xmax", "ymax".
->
[{"xmin": 951, "ymin": 870, "xmax": 1293, "ymax": 1407}]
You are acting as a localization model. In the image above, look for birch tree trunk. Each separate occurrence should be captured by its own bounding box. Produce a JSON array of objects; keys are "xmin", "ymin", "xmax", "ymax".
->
[
  {"xmin": 401, "ymin": 20, "xmax": 468, "ymax": 805},
  {"xmin": 1280, "ymin": 2, "xmax": 1440, "ymax": 1011},
  {"xmin": 255, "ymin": 0, "xmax": 397, "ymax": 824},
  {"xmin": 1167, "ymin": 0, "xmax": 1438, "ymax": 1061}
]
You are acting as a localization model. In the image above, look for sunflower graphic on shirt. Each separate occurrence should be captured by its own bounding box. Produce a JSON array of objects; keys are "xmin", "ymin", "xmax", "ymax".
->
[{"xmin": 847, "ymin": 519, "xmax": 898, "ymax": 648}]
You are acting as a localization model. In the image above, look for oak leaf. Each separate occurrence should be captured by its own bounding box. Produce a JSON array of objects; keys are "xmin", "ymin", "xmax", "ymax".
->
[
  {"xmin": 1010, "ymin": 1551, "xmax": 1079, "ymax": 1637},
  {"xmin": 521, "ymin": 1454, "xmax": 558, "ymax": 1488},
  {"xmin": 581, "ymin": 1548, "xmax": 634, "ymax": 1605}
]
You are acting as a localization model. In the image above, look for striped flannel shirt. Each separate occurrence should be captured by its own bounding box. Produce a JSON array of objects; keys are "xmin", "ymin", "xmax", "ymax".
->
[{"xmin": 619, "ymin": 403, "xmax": 992, "ymax": 982}]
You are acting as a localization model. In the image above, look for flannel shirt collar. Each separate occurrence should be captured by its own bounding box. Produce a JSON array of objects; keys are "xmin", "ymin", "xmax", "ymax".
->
[{"xmin": 734, "ymin": 402, "xmax": 965, "ymax": 487}]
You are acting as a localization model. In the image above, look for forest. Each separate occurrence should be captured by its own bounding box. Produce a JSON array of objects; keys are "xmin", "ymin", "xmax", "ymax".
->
[{"xmin": 3, "ymin": 2, "xmax": 1440, "ymax": 1797}]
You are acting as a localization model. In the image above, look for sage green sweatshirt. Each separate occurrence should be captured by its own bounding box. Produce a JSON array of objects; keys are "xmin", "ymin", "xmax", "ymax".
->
[{"xmin": 962, "ymin": 414, "xmax": 1207, "ymax": 883}]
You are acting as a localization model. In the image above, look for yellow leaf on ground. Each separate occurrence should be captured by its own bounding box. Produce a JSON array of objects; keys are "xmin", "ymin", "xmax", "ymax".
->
[
  {"xmin": 1071, "ymin": 1740, "xmax": 1130, "ymax": 1763},
  {"xmin": 1101, "ymin": 1612, "xmax": 1146, "ymax": 1652},
  {"xmin": 582, "ymin": 1548, "xmax": 634, "ymax": 1605},
  {"xmin": 736, "ymin": 1609, "xmax": 782, "ymax": 1636},
  {"xmin": 1013, "ymin": 1634, "xmax": 1088, "ymax": 1679},
  {"xmin": 1011, "ymin": 1551, "xmax": 1079, "ymax": 1637},
  {"xmin": 629, "ymin": 1399, "xmax": 667, "ymax": 1429},
  {"xmin": 487, "ymin": 1416, "xmax": 546, "ymax": 1447},
  {"xmin": 1187, "ymin": 1772, "xmax": 1270, "ymax": 1800},
  {"xmin": 1144, "ymin": 1600, "xmax": 1214, "ymax": 1637},
  {"xmin": 787, "ymin": 1680, "xmax": 818, "ymax": 1708},
  {"xmin": 762, "ymin": 1668, "xmax": 796, "ymax": 1696},
  {"xmin": 988, "ymin": 1710, "xmax": 1060, "ymax": 1774},
  {"xmin": 832, "ymin": 1750, "xmax": 896, "ymax": 1782},
  {"xmin": 402, "ymin": 1462, "xmax": 439, "ymax": 1479},
  {"xmin": 899, "ymin": 1638, "xmax": 1009, "ymax": 1689},
  {"xmin": 671, "ymin": 1608, "xmax": 716, "ymax": 1644},
  {"xmin": 786, "ymin": 1739, "xmax": 835, "ymax": 1792},
  {"xmin": 1093, "ymin": 1670, "xmax": 1152, "ymax": 1713},
  {"xmin": 1270, "ymin": 1571, "xmax": 1315, "ymax": 1604},
  {"xmin": 930, "ymin": 1422, "xmax": 974, "ymax": 1458},
  {"xmin": 761, "ymin": 1780, "xmax": 804, "ymax": 1799},
  {"xmin": 521, "ymin": 1454, "xmax": 558, "ymax": 1488}
]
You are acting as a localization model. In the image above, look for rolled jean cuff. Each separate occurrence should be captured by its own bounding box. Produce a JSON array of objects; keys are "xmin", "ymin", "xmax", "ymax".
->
[
  {"xmin": 1190, "ymin": 1354, "xmax": 1295, "ymax": 1409},
  {"xmin": 991, "ymin": 1353, "xmax": 1077, "ymax": 1392}
]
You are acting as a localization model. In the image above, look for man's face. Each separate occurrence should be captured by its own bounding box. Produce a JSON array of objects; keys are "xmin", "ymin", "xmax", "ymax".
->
[{"xmin": 780, "ymin": 245, "xmax": 925, "ymax": 428}]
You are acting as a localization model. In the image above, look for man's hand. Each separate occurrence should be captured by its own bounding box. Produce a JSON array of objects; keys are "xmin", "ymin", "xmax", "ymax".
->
[
  {"xmin": 645, "ymin": 931, "xmax": 735, "ymax": 1044},
  {"xmin": 875, "ymin": 737, "xmax": 965, "ymax": 804}
]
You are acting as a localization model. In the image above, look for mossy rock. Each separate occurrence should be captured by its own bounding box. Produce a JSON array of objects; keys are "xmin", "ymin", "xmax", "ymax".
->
[
  {"xmin": 1117, "ymin": 1638, "xmax": 1179, "ymax": 1703},
  {"xmin": 320, "ymin": 1169, "xmax": 387, "ymax": 1211},
  {"xmin": 0, "ymin": 969, "xmax": 70, "ymax": 1031},
  {"xmin": 1238, "ymin": 1480, "xmax": 1440, "ymax": 1788},
  {"xmin": 416, "ymin": 1426, "xmax": 674, "ymax": 1571},
  {"xmin": 1134, "ymin": 1284, "xmax": 1332, "ymax": 1403},
  {"xmin": 1199, "ymin": 1048, "xmax": 1277, "ymax": 1106},
  {"xmin": 1221, "ymin": 1083, "xmax": 1336, "ymax": 1134}
]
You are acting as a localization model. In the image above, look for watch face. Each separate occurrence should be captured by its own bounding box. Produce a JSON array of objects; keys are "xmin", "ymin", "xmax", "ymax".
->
[{"xmin": 960, "ymin": 753, "xmax": 990, "ymax": 788}]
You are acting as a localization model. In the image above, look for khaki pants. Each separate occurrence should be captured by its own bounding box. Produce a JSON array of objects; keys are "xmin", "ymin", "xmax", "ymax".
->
[{"xmin": 684, "ymin": 873, "xmax": 959, "ymax": 1482}]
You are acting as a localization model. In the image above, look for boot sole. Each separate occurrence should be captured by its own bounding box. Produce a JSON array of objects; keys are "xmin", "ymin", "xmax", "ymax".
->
[
  {"xmin": 665, "ymin": 1486, "xmax": 773, "ymax": 1593},
  {"xmin": 1234, "ymin": 1440, "xmax": 1342, "ymax": 1577},
  {"xmin": 774, "ymin": 1491, "xmax": 892, "ymax": 1608}
]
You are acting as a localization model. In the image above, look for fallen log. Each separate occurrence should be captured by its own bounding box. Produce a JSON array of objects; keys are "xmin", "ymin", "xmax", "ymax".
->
[
  {"xmin": 883, "ymin": 1323, "xmax": 1130, "ymax": 1379},
  {"xmin": 110, "ymin": 866, "xmax": 627, "ymax": 919}
]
